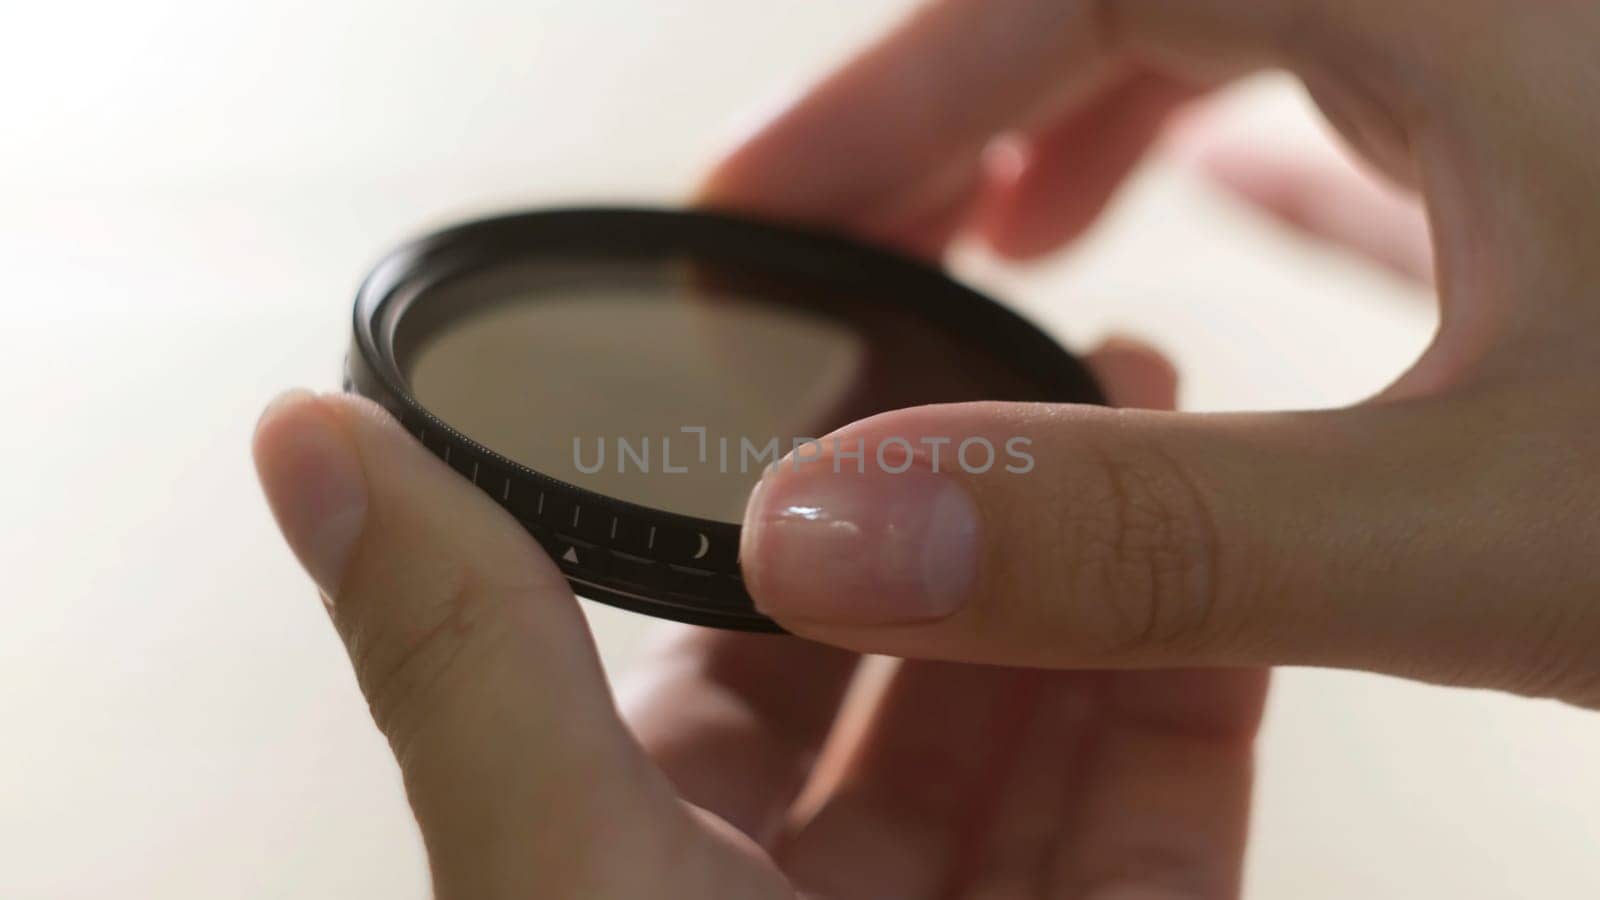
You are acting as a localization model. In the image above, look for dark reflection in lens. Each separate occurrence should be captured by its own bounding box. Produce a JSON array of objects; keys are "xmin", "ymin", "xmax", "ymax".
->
[{"xmin": 404, "ymin": 257, "xmax": 1055, "ymax": 522}]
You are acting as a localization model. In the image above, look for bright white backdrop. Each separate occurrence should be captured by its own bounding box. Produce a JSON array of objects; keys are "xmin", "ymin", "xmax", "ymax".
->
[{"xmin": 2, "ymin": 2, "xmax": 1597, "ymax": 897}]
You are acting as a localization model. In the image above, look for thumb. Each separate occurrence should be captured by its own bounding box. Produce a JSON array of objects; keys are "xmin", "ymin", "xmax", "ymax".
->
[
  {"xmin": 252, "ymin": 391, "xmax": 686, "ymax": 897},
  {"xmin": 739, "ymin": 397, "xmax": 1595, "ymax": 699}
]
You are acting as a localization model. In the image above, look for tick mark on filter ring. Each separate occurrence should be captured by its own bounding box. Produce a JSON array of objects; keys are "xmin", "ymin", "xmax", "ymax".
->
[
  {"xmin": 470, "ymin": 461, "xmax": 479, "ymax": 484},
  {"xmin": 572, "ymin": 506, "xmax": 581, "ymax": 528},
  {"xmin": 609, "ymin": 517, "xmax": 618, "ymax": 540},
  {"xmin": 501, "ymin": 480, "xmax": 510, "ymax": 502},
  {"xmin": 443, "ymin": 445, "xmax": 452, "ymax": 464},
  {"xmin": 647, "ymin": 526, "xmax": 656, "ymax": 550},
  {"xmin": 537, "ymin": 493, "xmax": 545, "ymax": 516}
]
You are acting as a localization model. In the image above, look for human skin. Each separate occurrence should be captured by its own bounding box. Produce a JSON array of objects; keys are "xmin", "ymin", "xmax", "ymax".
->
[{"xmin": 254, "ymin": 1, "xmax": 1600, "ymax": 897}]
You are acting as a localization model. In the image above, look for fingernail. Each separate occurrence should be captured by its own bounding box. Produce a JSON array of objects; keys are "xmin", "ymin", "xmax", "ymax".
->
[
  {"xmin": 254, "ymin": 390, "xmax": 369, "ymax": 596},
  {"xmin": 741, "ymin": 459, "xmax": 980, "ymax": 625}
]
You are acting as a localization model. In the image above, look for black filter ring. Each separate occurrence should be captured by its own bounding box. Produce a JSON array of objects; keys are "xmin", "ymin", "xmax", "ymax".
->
[{"xmin": 345, "ymin": 206, "xmax": 1104, "ymax": 632}]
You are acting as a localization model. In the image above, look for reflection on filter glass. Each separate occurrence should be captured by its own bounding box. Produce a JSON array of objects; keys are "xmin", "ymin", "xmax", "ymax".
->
[{"xmin": 407, "ymin": 259, "xmax": 1049, "ymax": 523}]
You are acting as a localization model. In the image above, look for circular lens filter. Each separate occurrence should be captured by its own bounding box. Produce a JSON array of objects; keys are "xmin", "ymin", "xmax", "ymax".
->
[{"xmin": 345, "ymin": 207, "xmax": 1104, "ymax": 632}]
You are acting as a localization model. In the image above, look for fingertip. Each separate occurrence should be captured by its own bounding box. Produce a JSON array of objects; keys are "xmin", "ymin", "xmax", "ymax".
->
[
  {"xmin": 253, "ymin": 387, "xmax": 318, "ymax": 444},
  {"xmin": 1086, "ymin": 336, "xmax": 1181, "ymax": 411},
  {"xmin": 322, "ymin": 393, "xmax": 576, "ymax": 598},
  {"xmin": 739, "ymin": 422, "xmax": 984, "ymax": 629},
  {"xmin": 967, "ymin": 146, "xmax": 1051, "ymax": 261},
  {"xmin": 978, "ymin": 73, "xmax": 1199, "ymax": 262},
  {"xmin": 976, "ymin": 141, "xmax": 1141, "ymax": 262},
  {"xmin": 253, "ymin": 389, "xmax": 370, "ymax": 595}
]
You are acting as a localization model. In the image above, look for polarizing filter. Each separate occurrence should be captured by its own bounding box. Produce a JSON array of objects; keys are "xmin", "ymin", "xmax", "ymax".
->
[{"xmin": 346, "ymin": 207, "xmax": 1104, "ymax": 631}]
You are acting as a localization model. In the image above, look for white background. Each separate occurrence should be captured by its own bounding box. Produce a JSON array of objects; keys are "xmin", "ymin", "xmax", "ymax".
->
[{"xmin": 1, "ymin": 1, "xmax": 1596, "ymax": 897}]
